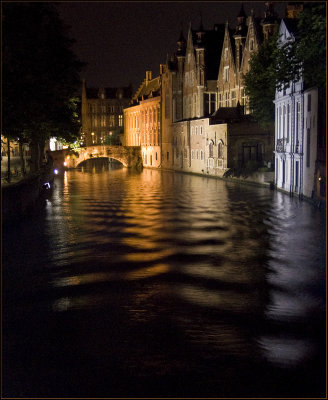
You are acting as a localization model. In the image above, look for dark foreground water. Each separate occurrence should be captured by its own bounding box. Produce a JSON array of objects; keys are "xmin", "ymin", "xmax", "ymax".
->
[{"xmin": 2, "ymin": 163, "xmax": 326, "ymax": 398}]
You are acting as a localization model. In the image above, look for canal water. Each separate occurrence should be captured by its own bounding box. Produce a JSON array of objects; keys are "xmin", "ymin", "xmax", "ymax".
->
[{"xmin": 2, "ymin": 162, "xmax": 326, "ymax": 398}]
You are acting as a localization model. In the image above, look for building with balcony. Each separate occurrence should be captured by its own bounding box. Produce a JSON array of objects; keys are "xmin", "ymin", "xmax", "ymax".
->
[{"xmin": 274, "ymin": 16, "xmax": 321, "ymax": 199}]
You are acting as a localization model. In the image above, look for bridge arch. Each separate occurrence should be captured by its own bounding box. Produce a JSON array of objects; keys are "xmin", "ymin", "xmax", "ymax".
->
[{"xmin": 53, "ymin": 145, "xmax": 142, "ymax": 169}]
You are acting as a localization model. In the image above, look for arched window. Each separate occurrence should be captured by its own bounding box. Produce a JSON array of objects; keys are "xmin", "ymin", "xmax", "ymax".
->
[
  {"xmin": 209, "ymin": 141, "xmax": 214, "ymax": 158},
  {"xmin": 218, "ymin": 142, "xmax": 223, "ymax": 158},
  {"xmin": 200, "ymin": 150, "xmax": 203, "ymax": 160},
  {"xmin": 191, "ymin": 150, "xmax": 194, "ymax": 159}
]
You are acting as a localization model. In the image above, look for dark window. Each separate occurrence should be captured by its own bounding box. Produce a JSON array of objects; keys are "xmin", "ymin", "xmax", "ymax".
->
[
  {"xmin": 295, "ymin": 161, "xmax": 299, "ymax": 188},
  {"xmin": 209, "ymin": 141, "xmax": 214, "ymax": 158},
  {"xmin": 306, "ymin": 128, "xmax": 310, "ymax": 167},
  {"xmin": 167, "ymin": 152, "xmax": 169, "ymax": 160},
  {"xmin": 243, "ymin": 145, "xmax": 258, "ymax": 163},
  {"xmin": 307, "ymin": 94, "xmax": 311, "ymax": 112},
  {"xmin": 165, "ymin": 94, "xmax": 170, "ymax": 118},
  {"xmin": 218, "ymin": 143, "xmax": 223, "ymax": 158},
  {"xmin": 204, "ymin": 94, "xmax": 210, "ymax": 116}
]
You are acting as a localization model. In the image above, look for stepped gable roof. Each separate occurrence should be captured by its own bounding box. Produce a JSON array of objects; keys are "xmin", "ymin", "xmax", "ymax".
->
[
  {"xmin": 132, "ymin": 76, "xmax": 161, "ymax": 103},
  {"xmin": 249, "ymin": 15, "xmax": 264, "ymax": 45},
  {"xmin": 86, "ymin": 86, "xmax": 132, "ymax": 99}
]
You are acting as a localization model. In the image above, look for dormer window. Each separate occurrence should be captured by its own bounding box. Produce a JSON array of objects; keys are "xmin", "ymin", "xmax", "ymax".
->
[
  {"xmin": 249, "ymin": 39, "xmax": 254, "ymax": 51},
  {"xmin": 224, "ymin": 48, "xmax": 228, "ymax": 60}
]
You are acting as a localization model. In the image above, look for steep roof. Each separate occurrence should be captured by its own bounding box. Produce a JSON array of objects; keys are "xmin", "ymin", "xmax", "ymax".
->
[
  {"xmin": 86, "ymin": 86, "xmax": 132, "ymax": 100},
  {"xmin": 210, "ymin": 104, "xmax": 246, "ymax": 123},
  {"xmin": 132, "ymin": 76, "xmax": 161, "ymax": 103},
  {"xmin": 190, "ymin": 24, "xmax": 225, "ymax": 81}
]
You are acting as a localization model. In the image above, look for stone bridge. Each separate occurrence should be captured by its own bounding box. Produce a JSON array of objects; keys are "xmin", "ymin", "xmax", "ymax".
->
[{"xmin": 51, "ymin": 145, "xmax": 142, "ymax": 169}]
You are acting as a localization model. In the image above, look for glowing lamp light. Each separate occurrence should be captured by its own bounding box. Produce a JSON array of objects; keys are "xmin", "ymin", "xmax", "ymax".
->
[
  {"xmin": 54, "ymin": 169, "xmax": 59, "ymax": 174},
  {"xmin": 318, "ymin": 177, "xmax": 322, "ymax": 181},
  {"xmin": 63, "ymin": 161, "xmax": 67, "ymax": 166},
  {"xmin": 43, "ymin": 182, "xmax": 51, "ymax": 189}
]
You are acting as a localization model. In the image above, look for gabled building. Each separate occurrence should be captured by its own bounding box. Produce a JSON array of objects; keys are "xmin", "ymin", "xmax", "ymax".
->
[
  {"xmin": 217, "ymin": 3, "xmax": 279, "ymax": 113},
  {"xmin": 180, "ymin": 21, "xmax": 225, "ymax": 120},
  {"xmin": 124, "ymin": 70, "xmax": 162, "ymax": 167},
  {"xmin": 274, "ymin": 13, "xmax": 324, "ymax": 200},
  {"xmin": 81, "ymin": 80, "xmax": 131, "ymax": 147}
]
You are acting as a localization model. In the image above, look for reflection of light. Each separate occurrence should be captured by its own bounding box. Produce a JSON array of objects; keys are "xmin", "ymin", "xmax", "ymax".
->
[
  {"xmin": 126, "ymin": 263, "xmax": 170, "ymax": 280},
  {"xmin": 54, "ymin": 169, "xmax": 58, "ymax": 174},
  {"xmin": 53, "ymin": 297, "xmax": 71, "ymax": 311},
  {"xmin": 49, "ymin": 137, "xmax": 57, "ymax": 151},
  {"xmin": 52, "ymin": 264, "xmax": 170, "ymax": 288},
  {"xmin": 258, "ymin": 336, "xmax": 314, "ymax": 367},
  {"xmin": 64, "ymin": 171, "xmax": 68, "ymax": 186}
]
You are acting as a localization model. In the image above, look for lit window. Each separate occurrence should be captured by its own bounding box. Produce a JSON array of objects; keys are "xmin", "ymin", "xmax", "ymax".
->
[
  {"xmin": 223, "ymin": 66, "xmax": 229, "ymax": 83},
  {"xmin": 119, "ymin": 115, "xmax": 123, "ymax": 127}
]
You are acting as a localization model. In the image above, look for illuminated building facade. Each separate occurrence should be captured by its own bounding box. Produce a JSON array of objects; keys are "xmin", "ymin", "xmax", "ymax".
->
[
  {"xmin": 155, "ymin": 3, "xmax": 277, "ymax": 175},
  {"xmin": 124, "ymin": 71, "xmax": 161, "ymax": 168},
  {"xmin": 81, "ymin": 80, "xmax": 131, "ymax": 147},
  {"xmin": 217, "ymin": 3, "xmax": 279, "ymax": 114},
  {"xmin": 274, "ymin": 15, "xmax": 325, "ymax": 200}
]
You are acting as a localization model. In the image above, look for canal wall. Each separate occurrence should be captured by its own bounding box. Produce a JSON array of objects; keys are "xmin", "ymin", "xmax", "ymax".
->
[
  {"xmin": 2, "ymin": 169, "xmax": 54, "ymax": 225},
  {"xmin": 160, "ymin": 166, "xmax": 274, "ymax": 188}
]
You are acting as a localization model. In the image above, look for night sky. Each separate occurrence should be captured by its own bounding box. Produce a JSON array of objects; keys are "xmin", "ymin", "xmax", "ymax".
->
[{"xmin": 56, "ymin": 1, "xmax": 286, "ymax": 92}]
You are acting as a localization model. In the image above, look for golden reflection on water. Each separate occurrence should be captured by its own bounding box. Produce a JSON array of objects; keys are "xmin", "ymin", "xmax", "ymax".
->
[
  {"xmin": 175, "ymin": 283, "xmax": 258, "ymax": 312},
  {"xmin": 53, "ymin": 263, "xmax": 170, "ymax": 289},
  {"xmin": 46, "ymin": 168, "xmax": 324, "ymax": 381}
]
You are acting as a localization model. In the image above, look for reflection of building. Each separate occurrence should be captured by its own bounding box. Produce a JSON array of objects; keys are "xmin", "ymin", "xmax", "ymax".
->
[
  {"xmin": 274, "ymin": 15, "xmax": 325, "ymax": 200},
  {"xmin": 81, "ymin": 80, "xmax": 131, "ymax": 147},
  {"xmin": 124, "ymin": 71, "xmax": 161, "ymax": 168}
]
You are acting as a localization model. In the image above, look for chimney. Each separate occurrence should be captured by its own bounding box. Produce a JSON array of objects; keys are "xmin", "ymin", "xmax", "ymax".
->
[{"xmin": 145, "ymin": 70, "xmax": 152, "ymax": 83}]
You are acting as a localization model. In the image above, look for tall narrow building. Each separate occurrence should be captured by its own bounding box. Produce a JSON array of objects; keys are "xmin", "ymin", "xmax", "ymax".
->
[{"xmin": 81, "ymin": 80, "xmax": 131, "ymax": 147}]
